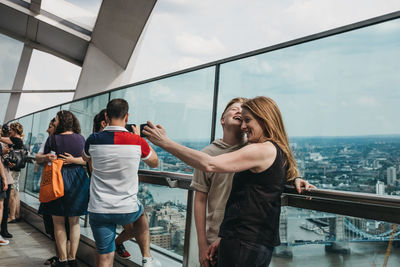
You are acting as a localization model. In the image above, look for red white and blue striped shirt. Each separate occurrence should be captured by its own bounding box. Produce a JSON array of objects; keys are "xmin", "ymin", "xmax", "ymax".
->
[{"xmin": 84, "ymin": 126, "xmax": 151, "ymax": 213}]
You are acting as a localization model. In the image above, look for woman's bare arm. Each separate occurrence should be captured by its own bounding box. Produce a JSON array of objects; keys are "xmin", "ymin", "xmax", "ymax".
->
[
  {"xmin": 143, "ymin": 121, "xmax": 276, "ymax": 173},
  {"xmin": 0, "ymin": 137, "xmax": 12, "ymax": 145}
]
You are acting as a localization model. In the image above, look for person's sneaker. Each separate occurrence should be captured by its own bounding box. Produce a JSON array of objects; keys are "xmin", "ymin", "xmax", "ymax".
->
[
  {"xmin": 0, "ymin": 235, "xmax": 9, "ymax": 246},
  {"xmin": 0, "ymin": 231, "xmax": 12, "ymax": 238},
  {"xmin": 115, "ymin": 243, "xmax": 131, "ymax": 260},
  {"xmin": 142, "ymin": 257, "xmax": 161, "ymax": 267}
]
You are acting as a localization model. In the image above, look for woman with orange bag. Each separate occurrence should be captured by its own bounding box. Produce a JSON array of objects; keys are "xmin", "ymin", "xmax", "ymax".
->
[{"xmin": 39, "ymin": 110, "xmax": 89, "ymax": 267}]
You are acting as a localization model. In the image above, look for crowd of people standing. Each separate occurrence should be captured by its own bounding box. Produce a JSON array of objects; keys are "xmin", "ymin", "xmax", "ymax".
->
[{"xmin": 0, "ymin": 96, "xmax": 314, "ymax": 267}]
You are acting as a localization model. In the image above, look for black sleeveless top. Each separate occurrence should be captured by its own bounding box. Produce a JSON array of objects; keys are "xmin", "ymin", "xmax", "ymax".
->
[{"xmin": 218, "ymin": 142, "xmax": 286, "ymax": 247}]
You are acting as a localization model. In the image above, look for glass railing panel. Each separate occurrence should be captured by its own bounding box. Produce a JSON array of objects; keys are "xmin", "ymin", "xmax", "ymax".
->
[
  {"xmin": 18, "ymin": 115, "xmax": 34, "ymax": 148},
  {"xmin": 115, "ymin": 182, "xmax": 187, "ymax": 260},
  {"xmin": 217, "ymin": 18, "xmax": 400, "ymax": 194},
  {"xmin": 111, "ymin": 67, "xmax": 215, "ymax": 174},
  {"xmin": 25, "ymin": 106, "xmax": 61, "ymax": 195},
  {"xmin": 271, "ymin": 207, "xmax": 400, "ymax": 266},
  {"xmin": 16, "ymin": 114, "xmax": 34, "ymax": 192},
  {"xmin": 61, "ymin": 93, "xmax": 109, "ymax": 138}
]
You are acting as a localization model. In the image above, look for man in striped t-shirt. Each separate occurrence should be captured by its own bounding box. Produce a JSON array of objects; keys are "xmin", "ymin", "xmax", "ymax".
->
[{"xmin": 83, "ymin": 99, "xmax": 159, "ymax": 267}]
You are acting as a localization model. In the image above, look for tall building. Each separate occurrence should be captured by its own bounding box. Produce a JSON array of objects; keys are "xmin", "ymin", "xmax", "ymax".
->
[
  {"xmin": 387, "ymin": 167, "xmax": 397, "ymax": 186},
  {"xmin": 376, "ymin": 181, "xmax": 385, "ymax": 195}
]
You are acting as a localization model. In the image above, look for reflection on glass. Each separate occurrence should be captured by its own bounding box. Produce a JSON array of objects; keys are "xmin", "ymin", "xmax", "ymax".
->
[
  {"xmin": 17, "ymin": 115, "xmax": 34, "ymax": 192},
  {"xmin": 18, "ymin": 115, "xmax": 34, "ymax": 147},
  {"xmin": 41, "ymin": 0, "xmax": 103, "ymax": 30},
  {"xmin": 25, "ymin": 107, "xmax": 60, "ymax": 195},
  {"xmin": 217, "ymin": 19, "xmax": 400, "ymax": 193},
  {"xmin": 272, "ymin": 207, "xmax": 400, "ymax": 266},
  {"xmin": 139, "ymin": 183, "xmax": 187, "ymax": 256},
  {"xmin": 111, "ymin": 67, "xmax": 215, "ymax": 174},
  {"xmin": 61, "ymin": 94, "xmax": 109, "ymax": 138}
]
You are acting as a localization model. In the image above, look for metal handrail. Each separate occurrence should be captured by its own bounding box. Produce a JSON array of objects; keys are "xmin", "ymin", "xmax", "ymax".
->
[
  {"xmin": 284, "ymin": 185, "xmax": 400, "ymax": 224},
  {"xmin": 138, "ymin": 170, "xmax": 400, "ymax": 224},
  {"xmin": 138, "ymin": 169, "xmax": 193, "ymax": 189},
  {"xmin": 284, "ymin": 186, "xmax": 400, "ymax": 207}
]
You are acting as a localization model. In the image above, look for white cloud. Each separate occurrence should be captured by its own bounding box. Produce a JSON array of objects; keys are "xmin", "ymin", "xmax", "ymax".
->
[
  {"xmin": 23, "ymin": 50, "xmax": 81, "ymax": 90},
  {"xmin": 357, "ymin": 96, "xmax": 379, "ymax": 106},
  {"xmin": 239, "ymin": 58, "xmax": 274, "ymax": 75},
  {"xmin": 176, "ymin": 33, "xmax": 226, "ymax": 56},
  {"xmin": 176, "ymin": 57, "xmax": 203, "ymax": 70},
  {"xmin": 150, "ymin": 83, "xmax": 173, "ymax": 97}
]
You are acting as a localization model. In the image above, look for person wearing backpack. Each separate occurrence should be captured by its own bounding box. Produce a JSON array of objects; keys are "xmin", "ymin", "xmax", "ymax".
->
[{"xmin": 0, "ymin": 122, "xmax": 25, "ymax": 223}]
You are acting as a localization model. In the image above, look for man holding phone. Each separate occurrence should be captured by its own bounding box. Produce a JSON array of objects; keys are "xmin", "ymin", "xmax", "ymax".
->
[
  {"xmin": 126, "ymin": 124, "xmax": 149, "ymax": 138},
  {"xmin": 83, "ymin": 99, "xmax": 159, "ymax": 267}
]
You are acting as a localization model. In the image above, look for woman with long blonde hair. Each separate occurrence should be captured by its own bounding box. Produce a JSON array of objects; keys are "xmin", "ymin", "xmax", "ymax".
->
[{"xmin": 144, "ymin": 96, "xmax": 299, "ymax": 266}]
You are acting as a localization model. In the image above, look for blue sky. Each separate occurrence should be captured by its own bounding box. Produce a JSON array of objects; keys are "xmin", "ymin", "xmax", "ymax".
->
[{"xmin": 216, "ymin": 19, "xmax": 400, "ymax": 137}]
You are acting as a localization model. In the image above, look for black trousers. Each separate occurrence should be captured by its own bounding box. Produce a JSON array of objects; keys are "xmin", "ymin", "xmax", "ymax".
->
[
  {"xmin": 1, "ymin": 187, "xmax": 11, "ymax": 232},
  {"xmin": 218, "ymin": 238, "xmax": 273, "ymax": 267}
]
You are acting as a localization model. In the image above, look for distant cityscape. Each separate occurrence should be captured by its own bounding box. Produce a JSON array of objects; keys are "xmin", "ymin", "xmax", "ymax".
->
[{"xmin": 137, "ymin": 135, "xmax": 400, "ymax": 256}]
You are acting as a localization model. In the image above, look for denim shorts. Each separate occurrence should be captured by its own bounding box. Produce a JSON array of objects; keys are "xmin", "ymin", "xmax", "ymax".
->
[{"xmin": 89, "ymin": 203, "xmax": 143, "ymax": 254}]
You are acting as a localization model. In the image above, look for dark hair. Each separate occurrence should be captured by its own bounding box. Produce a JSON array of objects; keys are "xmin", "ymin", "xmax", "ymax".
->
[
  {"xmin": 93, "ymin": 109, "xmax": 107, "ymax": 133},
  {"xmin": 106, "ymin": 99, "xmax": 129, "ymax": 120},
  {"xmin": 55, "ymin": 110, "xmax": 81, "ymax": 134},
  {"xmin": 1, "ymin": 124, "xmax": 10, "ymax": 136}
]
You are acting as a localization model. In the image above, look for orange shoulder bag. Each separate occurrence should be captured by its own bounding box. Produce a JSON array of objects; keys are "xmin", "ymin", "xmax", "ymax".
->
[{"xmin": 39, "ymin": 136, "xmax": 64, "ymax": 203}]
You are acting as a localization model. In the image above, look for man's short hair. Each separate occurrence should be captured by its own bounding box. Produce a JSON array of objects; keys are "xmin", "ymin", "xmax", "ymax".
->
[{"xmin": 106, "ymin": 99, "xmax": 129, "ymax": 120}]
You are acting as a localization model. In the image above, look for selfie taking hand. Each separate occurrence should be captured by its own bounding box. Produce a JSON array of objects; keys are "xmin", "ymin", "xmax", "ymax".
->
[{"xmin": 142, "ymin": 121, "xmax": 169, "ymax": 146}]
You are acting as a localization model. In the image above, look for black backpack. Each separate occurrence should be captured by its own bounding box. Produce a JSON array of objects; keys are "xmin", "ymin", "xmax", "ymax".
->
[{"xmin": 3, "ymin": 146, "xmax": 29, "ymax": 172}]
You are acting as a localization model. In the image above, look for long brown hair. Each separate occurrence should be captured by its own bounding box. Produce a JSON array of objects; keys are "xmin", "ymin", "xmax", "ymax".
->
[{"xmin": 242, "ymin": 96, "xmax": 299, "ymax": 180}]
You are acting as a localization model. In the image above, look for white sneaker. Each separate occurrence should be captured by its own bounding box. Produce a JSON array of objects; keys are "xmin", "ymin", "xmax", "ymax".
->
[
  {"xmin": 142, "ymin": 257, "xmax": 161, "ymax": 267},
  {"xmin": 0, "ymin": 235, "xmax": 9, "ymax": 246}
]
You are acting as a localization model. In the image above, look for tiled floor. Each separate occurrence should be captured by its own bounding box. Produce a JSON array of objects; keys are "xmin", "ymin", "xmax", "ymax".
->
[{"xmin": 0, "ymin": 221, "xmax": 90, "ymax": 267}]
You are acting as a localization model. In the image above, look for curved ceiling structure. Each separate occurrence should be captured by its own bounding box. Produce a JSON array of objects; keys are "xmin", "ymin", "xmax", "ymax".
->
[{"xmin": 0, "ymin": 0, "xmax": 157, "ymax": 122}]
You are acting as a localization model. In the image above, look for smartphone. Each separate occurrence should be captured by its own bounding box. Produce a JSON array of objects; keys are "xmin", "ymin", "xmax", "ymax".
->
[
  {"xmin": 140, "ymin": 123, "xmax": 149, "ymax": 138},
  {"xmin": 125, "ymin": 124, "xmax": 136, "ymax": 132}
]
